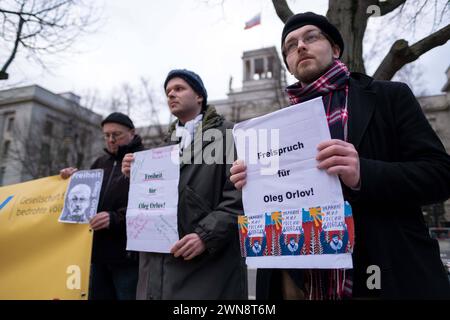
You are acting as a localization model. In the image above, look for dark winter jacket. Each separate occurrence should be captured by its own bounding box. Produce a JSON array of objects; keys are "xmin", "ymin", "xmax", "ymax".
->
[
  {"xmin": 346, "ymin": 73, "xmax": 450, "ymax": 299},
  {"xmin": 90, "ymin": 134, "xmax": 144, "ymax": 263},
  {"xmin": 136, "ymin": 106, "xmax": 248, "ymax": 300}
]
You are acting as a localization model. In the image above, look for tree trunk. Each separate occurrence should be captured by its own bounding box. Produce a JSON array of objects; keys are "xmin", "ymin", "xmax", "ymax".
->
[{"xmin": 327, "ymin": 0, "xmax": 368, "ymax": 74}]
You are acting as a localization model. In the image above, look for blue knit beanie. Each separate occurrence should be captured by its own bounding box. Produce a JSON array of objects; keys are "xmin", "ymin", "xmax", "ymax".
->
[{"xmin": 164, "ymin": 69, "xmax": 208, "ymax": 109}]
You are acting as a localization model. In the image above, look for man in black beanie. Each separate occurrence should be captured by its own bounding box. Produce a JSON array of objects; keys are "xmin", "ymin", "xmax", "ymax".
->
[
  {"xmin": 230, "ymin": 12, "xmax": 450, "ymax": 299},
  {"xmin": 121, "ymin": 69, "xmax": 247, "ymax": 300},
  {"xmin": 60, "ymin": 111, "xmax": 144, "ymax": 299}
]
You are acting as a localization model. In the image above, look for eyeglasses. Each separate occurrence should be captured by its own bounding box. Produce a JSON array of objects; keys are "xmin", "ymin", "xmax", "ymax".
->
[
  {"xmin": 102, "ymin": 131, "xmax": 126, "ymax": 141},
  {"xmin": 283, "ymin": 30, "xmax": 327, "ymax": 56}
]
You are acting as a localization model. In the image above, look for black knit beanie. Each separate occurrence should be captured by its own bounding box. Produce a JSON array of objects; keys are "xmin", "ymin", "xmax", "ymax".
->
[
  {"xmin": 101, "ymin": 112, "xmax": 134, "ymax": 129},
  {"xmin": 281, "ymin": 12, "xmax": 344, "ymax": 67}
]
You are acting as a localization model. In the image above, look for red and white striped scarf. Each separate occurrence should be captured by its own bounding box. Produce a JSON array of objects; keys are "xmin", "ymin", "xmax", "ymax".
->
[
  {"xmin": 286, "ymin": 59, "xmax": 353, "ymax": 300},
  {"xmin": 286, "ymin": 59, "xmax": 350, "ymax": 142}
]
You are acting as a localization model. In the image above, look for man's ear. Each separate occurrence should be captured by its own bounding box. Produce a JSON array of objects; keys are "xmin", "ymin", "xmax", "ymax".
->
[
  {"xmin": 332, "ymin": 45, "xmax": 340, "ymax": 59},
  {"xmin": 285, "ymin": 60, "xmax": 291, "ymax": 74},
  {"xmin": 130, "ymin": 128, "xmax": 136, "ymax": 136},
  {"xmin": 197, "ymin": 95, "xmax": 203, "ymax": 107}
]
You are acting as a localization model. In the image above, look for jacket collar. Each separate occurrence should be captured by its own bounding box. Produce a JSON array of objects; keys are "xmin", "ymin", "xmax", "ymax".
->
[
  {"xmin": 165, "ymin": 106, "xmax": 224, "ymax": 169},
  {"xmin": 347, "ymin": 72, "xmax": 376, "ymax": 149},
  {"xmin": 166, "ymin": 105, "xmax": 223, "ymax": 137}
]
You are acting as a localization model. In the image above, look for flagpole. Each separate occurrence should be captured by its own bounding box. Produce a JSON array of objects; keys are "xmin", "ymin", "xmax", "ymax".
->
[
  {"xmin": 260, "ymin": 2, "xmax": 264, "ymax": 49},
  {"xmin": 261, "ymin": 18, "xmax": 264, "ymax": 49}
]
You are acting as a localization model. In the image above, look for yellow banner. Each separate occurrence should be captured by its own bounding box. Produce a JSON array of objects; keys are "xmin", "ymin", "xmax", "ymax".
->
[{"xmin": 0, "ymin": 176, "xmax": 93, "ymax": 300}]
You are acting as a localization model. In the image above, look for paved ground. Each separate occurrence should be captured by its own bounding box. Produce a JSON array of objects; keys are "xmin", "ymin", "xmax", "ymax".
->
[{"xmin": 247, "ymin": 268, "xmax": 257, "ymax": 299}]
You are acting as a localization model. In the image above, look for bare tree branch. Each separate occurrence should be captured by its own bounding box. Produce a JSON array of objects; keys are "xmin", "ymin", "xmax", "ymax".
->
[
  {"xmin": 140, "ymin": 77, "xmax": 165, "ymax": 139},
  {"xmin": 271, "ymin": 0, "xmax": 293, "ymax": 23},
  {"xmin": 373, "ymin": 23, "xmax": 450, "ymax": 80},
  {"xmin": 377, "ymin": 0, "xmax": 407, "ymax": 16},
  {"xmin": 0, "ymin": 0, "xmax": 100, "ymax": 80},
  {"xmin": 0, "ymin": 16, "xmax": 23, "ymax": 79}
]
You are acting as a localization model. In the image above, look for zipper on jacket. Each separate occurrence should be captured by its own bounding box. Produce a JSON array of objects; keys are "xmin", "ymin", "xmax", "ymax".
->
[{"xmin": 98, "ymin": 160, "xmax": 117, "ymax": 210}]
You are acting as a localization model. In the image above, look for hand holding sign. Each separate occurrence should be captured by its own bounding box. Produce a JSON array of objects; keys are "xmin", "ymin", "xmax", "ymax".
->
[
  {"xmin": 316, "ymin": 139, "xmax": 360, "ymax": 189},
  {"xmin": 121, "ymin": 153, "xmax": 134, "ymax": 178},
  {"xmin": 59, "ymin": 167, "xmax": 78, "ymax": 179},
  {"xmin": 230, "ymin": 160, "xmax": 247, "ymax": 190},
  {"xmin": 90, "ymin": 211, "xmax": 110, "ymax": 230}
]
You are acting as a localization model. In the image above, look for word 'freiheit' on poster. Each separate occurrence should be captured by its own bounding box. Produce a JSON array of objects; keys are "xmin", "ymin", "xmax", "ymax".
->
[
  {"xmin": 233, "ymin": 97, "xmax": 355, "ymax": 269},
  {"xmin": 126, "ymin": 144, "xmax": 180, "ymax": 253},
  {"xmin": 59, "ymin": 169, "xmax": 103, "ymax": 224}
]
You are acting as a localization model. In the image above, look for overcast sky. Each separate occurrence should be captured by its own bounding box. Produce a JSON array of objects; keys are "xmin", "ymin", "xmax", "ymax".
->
[{"xmin": 2, "ymin": 0, "xmax": 449, "ymax": 126}]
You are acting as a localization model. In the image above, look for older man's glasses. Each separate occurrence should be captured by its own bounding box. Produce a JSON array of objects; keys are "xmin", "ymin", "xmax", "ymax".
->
[
  {"xmin": 103, "ymin": 131, "xmax": 126, "ymax": 141},
  {"xmin": 283, "ymin": 30, "xmax": 327, "ymax": 56}
]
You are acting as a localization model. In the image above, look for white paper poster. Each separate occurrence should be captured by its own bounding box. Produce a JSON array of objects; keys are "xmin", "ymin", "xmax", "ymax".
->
[
  {"xmin": 59, "ymin": 169, "xmax": 103, "ymax": 224},
  {"xmin": 126, "ymin": 145, "xmax": 180, "ymax": 253},
  {"xmin": 233, "ymin": 97, "xmax": 354, "ymax": 269}
]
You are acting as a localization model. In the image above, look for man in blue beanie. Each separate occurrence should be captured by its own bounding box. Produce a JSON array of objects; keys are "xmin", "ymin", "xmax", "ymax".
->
[
  {"xmin": 164, "ymin": 69, "xmax": 208, "ymax": 111},
  {"xmin": 230, "ymin": 12, "xmax": 450, "ymax": 299},
  {"xmin": 122, "ymin": 69, "xmax": 247, "ymax": 300}
]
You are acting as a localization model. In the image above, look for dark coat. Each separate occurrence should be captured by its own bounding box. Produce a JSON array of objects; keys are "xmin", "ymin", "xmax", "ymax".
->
[
  {"xmin": 136, "ymin": 106, "xmax": 248, "ymax": 300},
  {"xmin": 90, "ymin": 135, "xmax": 144, "ymax": 263},
  {"xmin": 346, "ymin": 73, "xmax": 450, "ymax": 299},
  {"xmin": 257, "ymin": 73, "xmax": 450, "ymax": 300}
]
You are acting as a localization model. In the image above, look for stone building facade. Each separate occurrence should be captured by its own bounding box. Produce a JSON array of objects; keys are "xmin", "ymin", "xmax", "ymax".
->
[
  {"xmin": 211, "ymin": 47, "xmax": 289, "ymax": 122},
  {"xmin": 417, "ymin": 66, "xmax": 450, "ymax": 225},
  {"xmin": 0, "ymin": 85, "xmax": 103, "ymax": 186}
]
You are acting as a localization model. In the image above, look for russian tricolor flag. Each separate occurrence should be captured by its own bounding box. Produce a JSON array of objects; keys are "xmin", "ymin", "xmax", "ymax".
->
[{"xmin": 244, "ymin": 13, "xmax": 261, "ymax": 30}]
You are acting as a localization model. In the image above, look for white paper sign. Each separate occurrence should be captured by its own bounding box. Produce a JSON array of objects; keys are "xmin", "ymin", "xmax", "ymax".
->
[
  {"xmin": 233, "ymin": 97, "xmax": 353, "ymax": 269},
  {"xmin": 59, "ymin": 169, "xmax": 103, "ymax": 224},
  {"xmin": 126, "ymin": 145, "xmax": 180, "ymax": 253}
]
